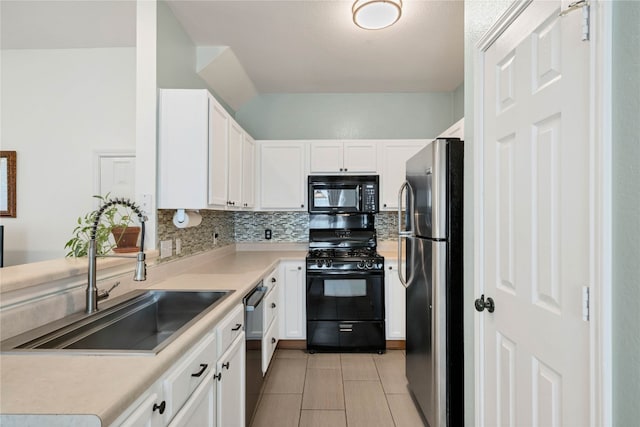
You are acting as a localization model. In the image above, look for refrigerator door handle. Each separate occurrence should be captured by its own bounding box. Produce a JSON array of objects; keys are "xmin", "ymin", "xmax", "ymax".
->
[{"xmin": 397, "ymin": 180, "xmax": 414, "ymax": 288}]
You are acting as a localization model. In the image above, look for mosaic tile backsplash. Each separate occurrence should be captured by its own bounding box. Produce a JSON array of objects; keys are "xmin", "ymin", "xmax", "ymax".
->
[{"xmin": 157, "ymin": 210, "xmax": 399, "ymax": 260}]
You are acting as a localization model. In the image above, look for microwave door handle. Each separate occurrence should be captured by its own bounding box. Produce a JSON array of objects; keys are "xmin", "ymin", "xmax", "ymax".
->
[{"xmin": 397, "ymin": 180, "xmax": 413, "ymax": 288}]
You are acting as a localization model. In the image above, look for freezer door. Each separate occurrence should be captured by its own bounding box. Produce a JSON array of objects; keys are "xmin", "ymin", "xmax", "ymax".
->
[
  {"xmin": 405, "ymin": 236, "xmax": 447, "ymax": 427},
  {"xmin": 405, "ymin": 139, "xmax": 448, "ymax": 239}
]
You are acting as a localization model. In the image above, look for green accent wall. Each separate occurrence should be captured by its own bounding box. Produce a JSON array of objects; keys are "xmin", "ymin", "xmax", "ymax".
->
[
  {"xmin": 235, "ymin": 92, "xmax": 457, "ymax": 140},
  {"xmin": 612, "ymin": 1, "xmax": 640, "ymax": 424}
]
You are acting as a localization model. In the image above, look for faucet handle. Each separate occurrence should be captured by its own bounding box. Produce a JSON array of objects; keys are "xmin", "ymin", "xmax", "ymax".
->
[{"xmin": 97, "ymin": 281, "xmax": 120, "ymax": 301}]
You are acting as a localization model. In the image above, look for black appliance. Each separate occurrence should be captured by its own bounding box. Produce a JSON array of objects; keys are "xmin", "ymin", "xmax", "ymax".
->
[
  {"xmin": 398, "ymin": 138, "xmax": 464, "ymax": 427},
  {"xmin": 306, "ymin": 213, "xmax": 385, "ymax": 353},
  {"xmin": 244, "ymin": 282, "xmax": 267, "ymax": 424},
  {"xmin": 308, "ymin": 175, "xmax": 379, "ymax": 214}
]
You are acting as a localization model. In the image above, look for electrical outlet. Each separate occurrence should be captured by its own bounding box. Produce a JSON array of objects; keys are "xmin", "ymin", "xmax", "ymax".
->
[
  {"xmin": 137, "ymin": 193, "xmax": 152, "ymax": 215},
  {"xmin": 160, "ymin": 240, "xmax": 172, "ymax": 258},
  {"xmin": 213, "ymin": 228, "xmax": 219, "ymax": 245},
  {"xmin": 175, "ymin": 238, "xmax": 182, "ymax": 255}
]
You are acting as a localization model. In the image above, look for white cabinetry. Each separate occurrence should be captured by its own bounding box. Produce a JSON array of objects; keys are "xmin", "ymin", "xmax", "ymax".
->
[
  {"xmin": 168, "ymin": 373, "xmax": 215, "ymax": 427},
  {"xmin": 279, "ymin": 261, "xmax": 306, "ymax": 339},
  {"xmin": 158, "ymin": 88, "xmax": 254, "ymax": 211},
  {"xmin": 117, "ymin": 385, "xmax": 164, "ymax": 427},
  {"xmin": 215, "ymin": 304, "xmax": 245, "ymax": 427},
  {"xmin": 262, "ymin": 272, "xmax": 280, "ymax": 373},
  {"xmin": 258, "ymin": 141, "xmax": 308, "ymax": 210},
  {"xmin": 437, "ymin": 117, "xmax": 464, "ymax": 139},
  {"xmin": 241, "ymin": 134, "xmax": 256, "ymax": 208},
  {"xmin": 378, "ymin": 140, "xmax": 428, "ymax": 210},
  {"xmin": 310, "ymin": 140, "xmax": 377, "ymax": 173},
  {"xmin": 385, "ymin": 261, "xmax": 406, "ymax": 340}
]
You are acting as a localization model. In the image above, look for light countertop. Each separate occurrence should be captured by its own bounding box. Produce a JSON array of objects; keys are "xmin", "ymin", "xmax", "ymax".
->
[{"xmin": 0, "ymin": 250, "xmax": 304, "ymax": 426}]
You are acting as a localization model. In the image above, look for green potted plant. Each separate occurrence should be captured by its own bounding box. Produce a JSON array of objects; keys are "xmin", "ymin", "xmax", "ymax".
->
[{"xmin": 65, "ymin": 194, "xmax": 140, "ymax": 257}]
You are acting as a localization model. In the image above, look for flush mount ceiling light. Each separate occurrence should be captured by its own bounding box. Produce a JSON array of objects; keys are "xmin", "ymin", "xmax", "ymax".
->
[{"xmin": 352, "ymin": 0, "xmax": 402, "ymax": 30}]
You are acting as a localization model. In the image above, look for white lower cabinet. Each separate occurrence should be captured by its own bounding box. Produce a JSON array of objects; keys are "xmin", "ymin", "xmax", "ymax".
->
[
  {"xmin": 114, "ymin": 304, "xmax": 248, "ymax": 427},
  {"xmin": 385, "ymin": 261, "xmax": 406, "ymax": 340},
  {"xmin": 216, "ymin": 333, "xmax": 245, "ymax": 427},
  {"xmin": 279, "ymin": 260, "xmax": 306, "ymax": 339},
  {"xmin": 168, "ymin": 372, "xmax": 215, "ymax": 427}
]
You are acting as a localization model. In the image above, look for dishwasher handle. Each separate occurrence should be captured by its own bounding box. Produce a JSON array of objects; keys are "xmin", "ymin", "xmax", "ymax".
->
[{"xmin": 244, "ymin": 285, "xmax": 267, "ymax": 312}]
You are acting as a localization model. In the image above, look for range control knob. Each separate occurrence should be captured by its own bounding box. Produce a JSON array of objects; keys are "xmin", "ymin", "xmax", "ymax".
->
[
  {"xmin": 326, "ymin": 260, "xmax": 332, "ymax": 268},
  {"xmin": 316, "ymin": 260, "xmax": 324, "ymax": 268},
  {"xmin": 357, "ymin": 261, "xmax": 365, "ymax": 269},
  {"xmin": 366, "ymin": 260, "xmax": 373, "ymax": 269}
]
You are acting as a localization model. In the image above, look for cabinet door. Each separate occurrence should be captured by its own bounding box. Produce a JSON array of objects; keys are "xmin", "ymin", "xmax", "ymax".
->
[
  {"xmin": 216, "ymin": 334, "xmax": 245, "ymax": 427},
  {"xmin": 385, "ymin": 261, "xmax": 406, "ymax": 339},
  {"xmin": 168, "ymin": 374, "xmax": 215, "ymax": 427},
  {"xmin": 208, "ymin": 97, "xmax": 229, "ymax": 207},
  {"xmin": 158, "ymin": 89, "xmax": 209, "ymax": 209},
  {"xmin": 343, "ymin": 140, "xmax": 377, "ymax": 173},
  {"xmin": 241, "ymin": 134, "xmax": 255, "ymax": 208},
  {"xmin": 118, "ymin": 388, "xmax": 164, "ymax": 427},
  {"xmin": 279, "ymin": 261, "xmax": 306, "ymax": 339},
  {"xmin": 227, "ymin": 120, "xmax": 244, "ymax": 208},
  {"xmin": 259, "ymin": 141, "xmax": 308, "ymax": 210},
  {"xmin": 378, "ymin": 140, "xmax": 428, "ymax": 210},
  {"xmin": 309, "ymin": 141, "xmax": 343, "ymax": 173}
]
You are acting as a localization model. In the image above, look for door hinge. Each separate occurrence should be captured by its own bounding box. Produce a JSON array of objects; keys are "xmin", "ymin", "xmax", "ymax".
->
[
  {"xmin": 582, "ymin": 286, "xmax": 590, "ymax": 321},
  {"xmin": 559, "ymin": 0, "xmax": 590, "ymax": 41}
]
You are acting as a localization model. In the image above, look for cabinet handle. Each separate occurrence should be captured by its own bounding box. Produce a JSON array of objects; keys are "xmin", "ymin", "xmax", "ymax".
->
[
  {"xmin": 231, "ymin": 323, "xmax": 242, "ymax": 331},
  {"xmin": 271, "ymin": 302, "xmax": 276, "ymax": 308},
  {"xmin": 339, "ymin": 168, "xmax": 343, "ymax": 171},
  {"xmin": 214, "ymin": 372, "xmax": 222, "ymax": 381},
  {"xmin": 153, "ymin": 401, "xmax": 166, "ymax": 414},
  {"xmin": 344, "ymin": 168, "xmax": 348, "ymax": 172},
  {"xmin": 271, "ymin": 277, "xmax": 277, "ymax": 283},
  {"xmin": 191, "ymin": 363, "xmax": 208, "ymax": 377},
  {"xmin": 271, "ymin": 337, "xmax": 276, "ymax": 344},
  {"xmin": 300, "ymin": 204, "xmax": 304, "ymax": 208},
  {"xmin": 222, "ymin": 362, "xmax": 230, "ymax": 370},
  {"xmin": 297, "ymin": 266, "xmax": 302, "ymax": 270},
  {"xmin": 384, "ymin": 203, "xmax": 387, "ymax": 208}
]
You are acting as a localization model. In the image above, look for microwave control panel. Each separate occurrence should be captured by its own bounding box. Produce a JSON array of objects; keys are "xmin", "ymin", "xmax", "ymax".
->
[{"xmin": 363, "ymin": 184, "xmax": 378, "ymax": 212}]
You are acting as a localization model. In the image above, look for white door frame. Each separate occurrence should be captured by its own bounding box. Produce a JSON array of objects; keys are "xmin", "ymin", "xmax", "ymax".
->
[{"xmin": 472, "ymin": 1, "xmax": 613, "ymax": 426}]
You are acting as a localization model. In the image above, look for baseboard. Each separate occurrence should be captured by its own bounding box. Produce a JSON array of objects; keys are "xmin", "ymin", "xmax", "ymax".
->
[{"xmin": 276, "ymin": 340, "xmax": 406, "ymax": 351}]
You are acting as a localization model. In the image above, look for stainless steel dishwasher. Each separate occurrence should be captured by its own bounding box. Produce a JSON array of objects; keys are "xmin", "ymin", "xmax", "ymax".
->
[{"xmin": 244, "ymin": 281, "xmax": 267, "ymax": 425}]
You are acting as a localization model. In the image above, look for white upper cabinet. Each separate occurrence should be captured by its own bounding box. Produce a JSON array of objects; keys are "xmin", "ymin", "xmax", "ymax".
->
[
  {"xmin": 258, "ymin": 141, "xmax": 308, "ymax": 211},
  {"xmin": 378, "ymin": 140, "xmax": 429, "ymax": 210},
  {"xmin": 158, "ymin": 88, "xmax": 255, "ymax": 211},
  {"xmin": 227, "ymin": 119, "xmax": 244, "ymax": 208},
  {"xmin": 241, "ymin": 133, "xmax": 255, "ymax": 208},
  {"xmin": 310, "ymin": 140, "xmax": 377, "ymax": 174}
]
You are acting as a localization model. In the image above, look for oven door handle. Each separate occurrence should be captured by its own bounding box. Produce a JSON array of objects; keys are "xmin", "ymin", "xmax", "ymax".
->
[{"xmin": 244, "ymin": 286, "xmax": 267, "ymax": 311}]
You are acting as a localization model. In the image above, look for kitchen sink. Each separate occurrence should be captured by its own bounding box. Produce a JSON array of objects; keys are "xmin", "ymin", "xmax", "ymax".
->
[{"xmin": 1, "ymin": 289, "xmax": 234, "ymax": 355}]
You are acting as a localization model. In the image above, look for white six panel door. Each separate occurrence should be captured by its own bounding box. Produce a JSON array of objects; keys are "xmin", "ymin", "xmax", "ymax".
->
[{"xmin": 480, "ymin": 1, "xmax": 590, "ymax": 426}]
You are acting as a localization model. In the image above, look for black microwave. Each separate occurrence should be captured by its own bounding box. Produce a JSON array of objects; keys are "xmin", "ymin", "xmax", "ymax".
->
[{"xmin": 308, "ymin": 175, "xmax": 379, "ymax": 214}]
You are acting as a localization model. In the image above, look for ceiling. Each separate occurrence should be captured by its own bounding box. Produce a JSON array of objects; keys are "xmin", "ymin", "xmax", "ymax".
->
[{"xmin": 1, "ymin": 0, "xmax": 464, "ymax": 108}]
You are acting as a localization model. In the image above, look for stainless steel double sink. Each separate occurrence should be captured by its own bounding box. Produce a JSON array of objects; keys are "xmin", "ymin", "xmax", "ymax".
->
[{"xmin": 1, "ymin": 289, "xmax": 234, "ymax": 355}]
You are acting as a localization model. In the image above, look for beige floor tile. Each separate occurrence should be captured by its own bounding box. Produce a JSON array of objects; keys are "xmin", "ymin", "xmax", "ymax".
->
[
  {"xmin": 344, "ymin": 380, "xmax": 395, "ymax": 427},
  {"xmin": 341, "ymin": 354, "xmax": 379, "ymax": 380},
  {"xmin": 263, "ymin": 357, "xmax": 307, "ymax": 394},
  {"xmin": 306, "ymin": 352, "xmax": 341, "ymax": 369},
  {"xmin": 299, "ymin": 410, "xmax": 347, "ymax": 427},
  {"xmin": 374, "ymin": 349, "xmax": 406, "ymax": 359},
  {"xmin": 302, "ymin": 368, "xmax": 345, "ymax": 410},
  {"xmin": 250, "ymin": 393, "xmax": 302, "ymax": 427},
  {"xmin": 387, "ymin": 393, "xmax": 427, "ymax": 427},
  {"xmin": 275, "ymin": 349, "xmax": 308, "ymax": 359},
  {"xmin": 375, "ymin": 355, "xmax": 409, "ymax": 394}
]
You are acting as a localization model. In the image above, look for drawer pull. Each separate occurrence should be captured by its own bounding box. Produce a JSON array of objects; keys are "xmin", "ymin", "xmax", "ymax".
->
[
  {"xmin": 222, "ymin": 362, "xmax": 230, "ymax": 370},
  {"xmin": 271, "ymin": 302, "xmax": 277, "ymax": 308},
  {"xmin": 271, "ymin": 277, "xmax": 277, "ymax": 283},
  {"xmin": 231, "ymin": 323, "xmax": 242, "ymax": 331},
  {"xmin": 271, "ymin": 337, "xmax": 276, "ymax": 344},
  {"xmin": 191, "ymin": 363, "xmax": 208, "ymax": 377},
  {"xmin": 153, "ymin": 401, "xmax": 166, "ymax": 414}
]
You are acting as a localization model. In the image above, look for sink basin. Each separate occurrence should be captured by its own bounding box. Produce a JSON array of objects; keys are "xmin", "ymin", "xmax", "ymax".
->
[{"xmin": 1, "ymin": 289, "xmax": 234, "ymax": 355}]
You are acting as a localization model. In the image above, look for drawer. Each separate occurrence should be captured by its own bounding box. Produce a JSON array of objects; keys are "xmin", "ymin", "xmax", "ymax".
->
[
  {"xmin": 264, "ymin": 267, "xmax": 279, "ymax": 294},
  {"xmin": 263, "ymin": 285, "xmax": 279, "ymax": 330},
  {"xmin": 216, "ymin": 304, "xmax": 244, "ymax": 357},
  {"xmin": 163, "ymin": 332, "xmax": 216, "ymax": 422},
  {"xmin": 262, "ymin": 317, "xmax": 278, "ymax": 375}
]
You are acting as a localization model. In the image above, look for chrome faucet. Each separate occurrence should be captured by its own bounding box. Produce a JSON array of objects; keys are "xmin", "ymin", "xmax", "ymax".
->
[{"xmin": 86, "ymin": 198, "xmax": 147, "ymax": 314}]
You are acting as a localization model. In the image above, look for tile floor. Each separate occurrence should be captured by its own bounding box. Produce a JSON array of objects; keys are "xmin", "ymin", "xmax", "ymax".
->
[{"xmin": 250, "ymin": 349, "xmax": 427, "ymax": 427}]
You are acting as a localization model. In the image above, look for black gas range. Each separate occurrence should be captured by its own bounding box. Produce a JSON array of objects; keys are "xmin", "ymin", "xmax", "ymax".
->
[{"xmin": 305, "ymin": 215, "xmax": 386, "ymax": 353}]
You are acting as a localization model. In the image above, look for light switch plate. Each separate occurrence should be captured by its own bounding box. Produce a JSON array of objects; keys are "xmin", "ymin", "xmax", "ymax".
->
[{"xmin": 160, "ymin": 240, "xmax": 172, "ymax": 258}]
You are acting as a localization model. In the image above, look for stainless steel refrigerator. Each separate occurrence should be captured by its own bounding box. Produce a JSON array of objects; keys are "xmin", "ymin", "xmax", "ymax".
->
[{"xmin": 398, "ymin": 138, "xmax": 464, "ymax": 427}]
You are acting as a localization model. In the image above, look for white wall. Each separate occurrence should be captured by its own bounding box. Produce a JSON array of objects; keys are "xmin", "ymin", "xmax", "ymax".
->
[{"xmin": 0, "ymin": 47, "xmax": 136, "ymax": 265}]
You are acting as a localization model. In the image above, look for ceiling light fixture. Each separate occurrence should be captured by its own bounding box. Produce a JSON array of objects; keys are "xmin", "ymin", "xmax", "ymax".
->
[{"xmin": 352, "ymin": 0, "xmax": 402, "ymax": 30}]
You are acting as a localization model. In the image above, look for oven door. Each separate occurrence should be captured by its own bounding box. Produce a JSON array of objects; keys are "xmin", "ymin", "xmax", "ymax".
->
[{"xmin": 306, "ymin": 271, "xmax": 385, "ymax": 352}]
